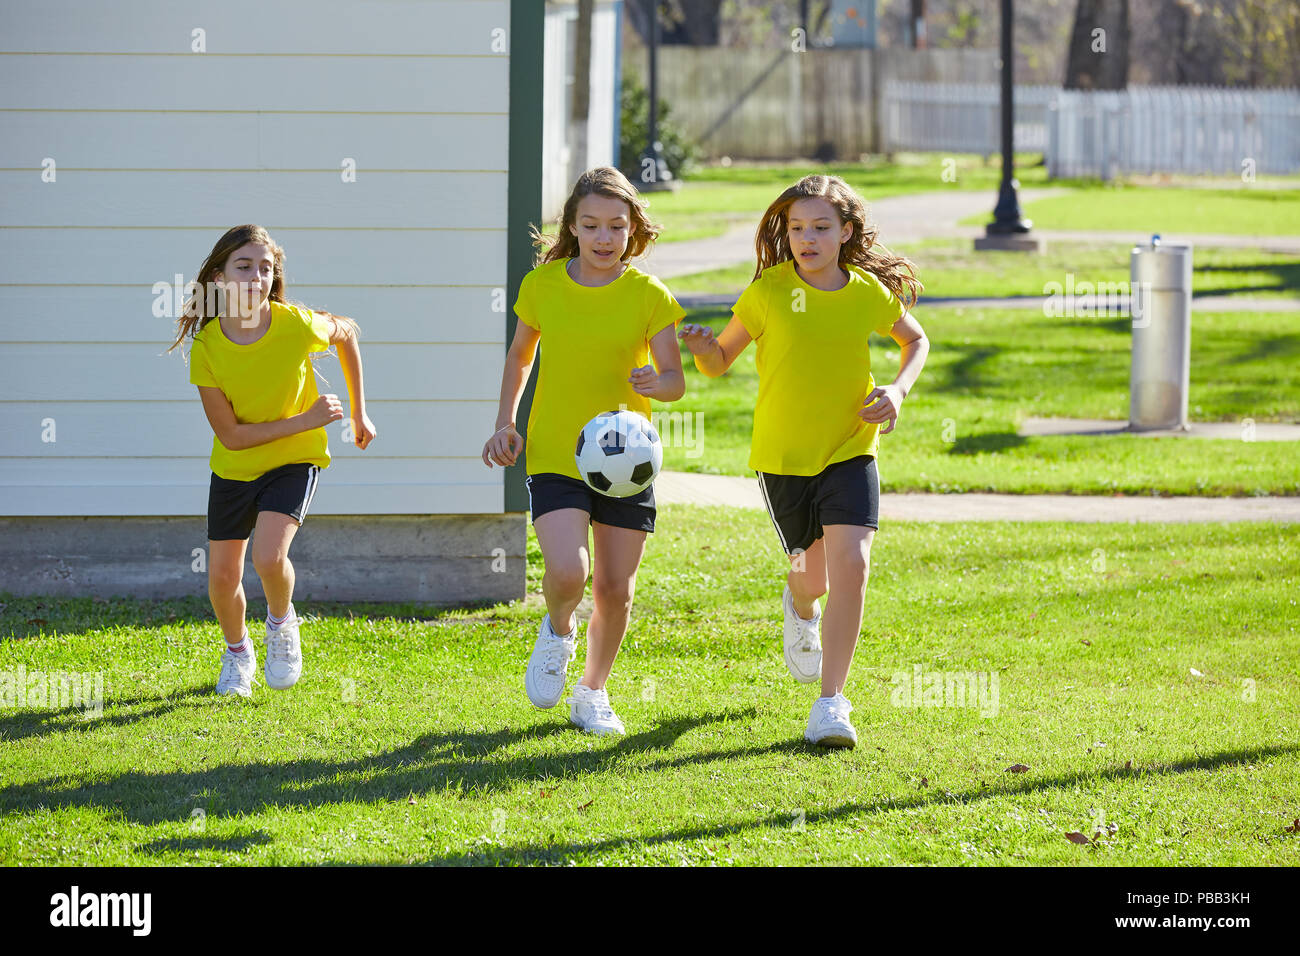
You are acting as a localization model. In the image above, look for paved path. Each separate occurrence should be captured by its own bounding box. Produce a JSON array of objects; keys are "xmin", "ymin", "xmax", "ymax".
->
[
  {"xmin": 654, "ymin": 471, "xmax": 1300, "ymax": 522},
  {"xmin": 1018, "ymin": 417, "xmax": 1300, "ymax": 441}
]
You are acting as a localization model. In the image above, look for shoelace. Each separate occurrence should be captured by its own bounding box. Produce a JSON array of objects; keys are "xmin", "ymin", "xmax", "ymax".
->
[
  {"xmin": 584, "ymin": 689, "xmax": 617, "ymax": 722},
  {"xmin": 796, "ymin": 615, "xmax": 820, "ymax": 652},
  {"xmin": 267, "ymin": 625, "xmax": 297, "ymax": 663},
  {"xmin": 822, "ymin": 697, "xmax": 850, "ymax": 722},
  {"xmin": 541, "ymin": 635, "xmax": 571, "ymax": 676},
  {"xmin": 218, "ymin": 649, "xmax": 246, "ymax": 685}
]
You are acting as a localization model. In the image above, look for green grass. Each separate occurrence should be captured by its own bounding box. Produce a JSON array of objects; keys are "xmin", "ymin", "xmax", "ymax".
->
[
  {"xmin": 2, "ymin": 511, "xmax": 1298, "ymax": 865},
  {"xmin": 652, "ymin": 305, "xmax": 1300, "ymax": 494},
  {"xmin": 668, "ymin": 241, "xmax": 1300, "ymax": 301},
  {"xmin": 959, "ymin": 184, "xmax": 1300, "ymax": 236},
  {"xmin": 640, "ymin": 153, "xmax": 1052, "ymax": 243}
]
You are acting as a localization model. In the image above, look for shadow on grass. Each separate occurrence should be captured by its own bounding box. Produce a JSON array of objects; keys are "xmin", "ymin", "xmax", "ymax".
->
[
  {"xmin": 0, "ymin": 706, "xmax": 761, "ymax": 830},
  {"xmin": 0, "ymin": 594, "xmax": 507, "ymax": 642},
  {"xmin": 0, "ymin": 687, "xmax": 213, "ymax": 743},
  {"xmin": 395, "ymin": 741, "xmax": 1300, "ymax": 866},
  {"xmin": 135, "ymin": 830, "xmax": 273, "ymax": 857},
  {"xmin": 947, "ymin": 432, "xmax": 1029, "ymax": 455},
  {"xmin": 931, "ymin": 345, "xmax": 1001, "ymax": 394}
]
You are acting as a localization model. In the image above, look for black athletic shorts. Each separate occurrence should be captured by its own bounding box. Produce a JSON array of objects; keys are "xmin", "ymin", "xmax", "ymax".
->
[
  {"xmin": 755, "ymin": 454, "xmax": 879, "ymax": 555},
  {"xmin": 525, "ymin": 472, "xmax": 656, "ymax": 533},
  {"xmin": 207, "ymin": 462, "xmax": 322, "ymax": 541}
]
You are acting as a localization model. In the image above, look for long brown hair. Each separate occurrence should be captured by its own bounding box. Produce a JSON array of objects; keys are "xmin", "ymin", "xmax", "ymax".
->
[
  {"xmin": 529, "ymin": 167, "xmax": 660, "ymax": 267},
  {"xmin": 166, "ymin": 224, "xmax": 358, "ymax": 352},
  {"xmin": 753, "ymin": 175, "xmax": 922, "ymax": 309}
]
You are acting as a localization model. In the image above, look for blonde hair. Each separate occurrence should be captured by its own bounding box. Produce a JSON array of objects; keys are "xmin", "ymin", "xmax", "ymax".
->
[
  {"xmin": 753, "ymin": 175, "xmax": 922, "ymax": 309},
  {"xmin": 530, "ymin": 167, "xmax": 660, "ymax": 267},
  {"xmin": 167, "ymin": 224, "xmax": 358, "ymax": 352}
]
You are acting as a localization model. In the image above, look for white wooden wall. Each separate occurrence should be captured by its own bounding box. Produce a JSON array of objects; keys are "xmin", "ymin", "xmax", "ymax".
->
[{"xmin": 0, "ymin": 0, "xmax": 512, "ymax": 516}]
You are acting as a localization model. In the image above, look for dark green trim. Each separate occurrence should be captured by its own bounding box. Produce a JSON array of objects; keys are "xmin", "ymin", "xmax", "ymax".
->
[{"xmin": 505, "ymin": 0, "xmax": 545, "ymax": 514}]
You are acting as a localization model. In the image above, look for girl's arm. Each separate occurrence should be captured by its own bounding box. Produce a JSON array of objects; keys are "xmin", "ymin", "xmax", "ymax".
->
[
  {"xmin": 861, "ymin": 311, "xmax": 930, "ymax": 434},
  {"xmin": 483, "ymin": 320, "xmax": 542, "ymax": 467},
  {"xmin": 324, "ymin": 313, "xmax": 376, "ymax": 450},
  {"xmin": 629, "ymin": 324, "xmax": 686, "ymax": 401},
  {"xmin": 197, "ymin": 386, "xmax": 343, "ymax": 451},
  {"xmin": 679, "ymin": 316, "xmax": 752, "ymax": 378}
]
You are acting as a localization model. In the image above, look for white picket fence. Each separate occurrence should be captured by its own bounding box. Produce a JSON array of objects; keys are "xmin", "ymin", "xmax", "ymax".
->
[{"xmin": 883, "ymin": 80, "xmax": 1300, "ymax": 178}]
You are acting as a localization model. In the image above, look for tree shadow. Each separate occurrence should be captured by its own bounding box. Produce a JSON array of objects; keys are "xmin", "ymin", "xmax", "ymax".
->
[
  {"xmin": 392, "ymin": 741, "xmax": 1300, "ymax": 866},
  {"xmin": 0, "ymin": 707, "xmax": 760, "ymax": 826},
  {"xmin": 135, "ymin": 830, "xmax": 273, "ymax": 857},
  {"xmin": 0, "ymin": 686, "xmax": 214, "ymax": 743},
  {"xmin": 930, "ymin": 345, "xmax": 1002, "ymax": 394},
  {"xmin": 947, "ymin": 432, "xmax": 1029, "ymax": 455}
]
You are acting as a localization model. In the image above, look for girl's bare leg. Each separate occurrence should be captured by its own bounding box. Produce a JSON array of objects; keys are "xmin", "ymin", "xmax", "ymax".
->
[
  {"xmin": 581, "ymin": 522, "xmax": 648, "ymax": 691},
  {"xmin": 819, "ymin": 525, "xmax": 875, "ymax": 698}
]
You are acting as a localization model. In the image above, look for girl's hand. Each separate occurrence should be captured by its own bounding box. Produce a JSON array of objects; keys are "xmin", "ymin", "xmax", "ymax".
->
[
  {"xmin": 351, "ymin": 411, "xmax": 377, "ymax": 450},
  {"xmin": 629, "ymin": 364, "xmax": 659, "ymax": 395},
  {"xmin": 678, "ymin": 323, "xmax": 719, "ymax": 356},
  {"xmin": 482, "ymin": 423, "xmax": 523, "ymax": 468},
  {"xmin": 306, "ymin": 393, "xmax": 346, "ymax": 429},
  {"xmin": 860, "ymin": 384, "xmax": 905, "ymax": 434}
]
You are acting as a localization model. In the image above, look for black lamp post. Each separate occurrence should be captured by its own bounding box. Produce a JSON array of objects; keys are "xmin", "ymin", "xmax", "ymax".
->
[
  {"xmin": 986, "ymin": 0, "xmax": 1029, "ymax": 235},
  {"xmin": 639, "ymin": 0, "xmax": 673, "ymax": 190}
]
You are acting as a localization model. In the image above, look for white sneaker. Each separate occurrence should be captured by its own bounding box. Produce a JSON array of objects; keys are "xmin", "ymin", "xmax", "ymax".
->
[
  {"xmin": 216, "ymin": 633, "xmax": 257, "ymax": 697},
  {"xmin": 805, "ymin": 693, "xmax": 857, "ymax": 748},
  {"xmin": 782, "ymin": 585, "xmax": 822, "ymax": 683},
  {"xmin": 525, "ymin": 614, "xmax": 576, "ymax": 709},
  {"xmin": 568, "ymin": 683, "xmax": 626, "ymax": 736},
  {"xmin": 264, "ymin": 605, "xmax": 302, "ymax": 690}
]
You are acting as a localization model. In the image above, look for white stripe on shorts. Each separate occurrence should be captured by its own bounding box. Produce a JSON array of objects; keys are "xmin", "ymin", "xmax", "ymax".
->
[
  {"xmin": 755, "ymin": 471, "xmax": 792, "ymax": 554},
  {"xmin": 298, "ymin": 465, "xmax": 320, "ymax": 518}
]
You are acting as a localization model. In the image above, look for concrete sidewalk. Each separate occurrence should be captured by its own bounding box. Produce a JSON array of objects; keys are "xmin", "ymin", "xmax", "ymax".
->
[{"xmin": 654, "ymin": 471, "xmax": 1300, "ymax": 522}]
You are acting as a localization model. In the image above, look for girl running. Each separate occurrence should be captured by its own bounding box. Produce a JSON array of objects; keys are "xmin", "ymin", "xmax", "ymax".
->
[
  {"xmin": 482, "ymin": 167, "xmax": 685, "ymax": 736},
  {"xmin": 167, "ymin": 224, "xmax": 377, "ymax": 698},
  {"xmin": 680, "ymin": 174, "xmax": 929, "ymax": 748}
]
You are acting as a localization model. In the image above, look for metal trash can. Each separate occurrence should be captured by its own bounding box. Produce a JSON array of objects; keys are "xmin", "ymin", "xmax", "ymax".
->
[{"xmin": 1129, "ymin": 236, "xmax": 1192, "ymax": 431}]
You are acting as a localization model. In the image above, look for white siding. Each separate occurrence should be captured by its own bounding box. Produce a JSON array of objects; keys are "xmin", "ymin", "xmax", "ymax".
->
[{"xmin": 0, "ymin": 0, "xmax": 512, "ymax": 517}]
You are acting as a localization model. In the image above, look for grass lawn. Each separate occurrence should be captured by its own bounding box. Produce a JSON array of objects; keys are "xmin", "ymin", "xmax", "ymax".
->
[
  {"xmin": 2, "ymin": 509, "xmax": 1297, "ymax": 865},
  {"xmin": 652, "ymin": 304, "xmax": 1299, "ymax": 494},
  {"xmin": 959, "ymin": 184, "xmax": 1300, "ymax": 236}
]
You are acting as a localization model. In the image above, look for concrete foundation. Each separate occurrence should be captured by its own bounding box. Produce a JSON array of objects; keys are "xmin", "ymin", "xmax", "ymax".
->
[{"xmin": 0, "ymin": 514, "xmax": 526, "ymax": 605}]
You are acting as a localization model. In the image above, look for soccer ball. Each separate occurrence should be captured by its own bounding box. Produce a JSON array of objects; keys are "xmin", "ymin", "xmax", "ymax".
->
[{"xmin": 575, "ymin": 409, "xmax": 663, "ymax": 498}]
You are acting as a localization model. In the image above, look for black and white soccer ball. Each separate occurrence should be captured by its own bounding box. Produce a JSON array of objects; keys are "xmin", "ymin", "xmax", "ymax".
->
[{"xmin": 574, "ymin": 410, "xmax": 663, "ymax": 498}]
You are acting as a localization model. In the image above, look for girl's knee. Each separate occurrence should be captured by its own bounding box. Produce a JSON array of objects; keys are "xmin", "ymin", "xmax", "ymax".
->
[
  {"xmin": 592, "ymin": 576, "xmax": 635, "ymax": 613},
  {"xmin": 788, "ymin": 568, "xmax": 828, "ymax": 601},
  {"xmin": 208, "ymin": 562, "xmax": 244, "ymax": 595},
  {"xmin": 251, "ymin": 547, "xmax": 290, "ymax": 579},
  {"xmin": 544, "ymin": 560, "xmax": 588, "ymax": 600}
]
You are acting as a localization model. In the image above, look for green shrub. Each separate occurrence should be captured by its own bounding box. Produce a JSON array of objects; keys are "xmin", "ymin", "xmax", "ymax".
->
[{"xmin": 619, "ymin": 73, "xmax": 703, "ymax": 182}]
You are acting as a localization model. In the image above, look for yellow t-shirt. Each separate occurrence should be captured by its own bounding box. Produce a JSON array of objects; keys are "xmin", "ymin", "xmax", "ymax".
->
[
  {"xmin": 188, "ymin": 300, "xmax": 334, "ymax": 481},
  {"xmin": 734, "ymin": 260, "xmax": 904, "ymax": 476},
  {"xmin": 516, "ymin": 259, "xmax": 684, "ymax": 480}
]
